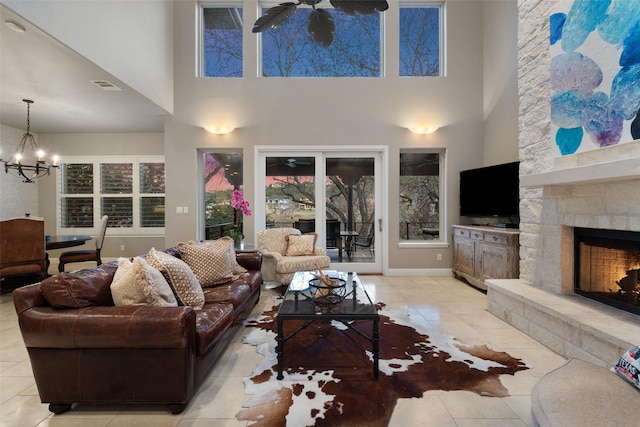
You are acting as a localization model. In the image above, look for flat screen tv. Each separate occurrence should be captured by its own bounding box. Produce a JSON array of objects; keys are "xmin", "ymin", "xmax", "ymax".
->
[{"xmin": 459, "ymin": 161, "xmax": 520, "ymax": 220}]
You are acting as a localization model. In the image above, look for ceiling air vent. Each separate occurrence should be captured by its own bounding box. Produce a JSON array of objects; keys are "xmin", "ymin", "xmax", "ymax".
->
[{"xmin": 90, "ymin": 80, "xmax": 122, "ymax": 91}]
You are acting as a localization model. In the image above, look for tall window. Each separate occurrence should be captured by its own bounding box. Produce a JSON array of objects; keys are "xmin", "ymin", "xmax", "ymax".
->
[
  {"xmin": 203, "ymin": 151, "xmax": 243, "ymax": 239},
  {"xmin": 260, "ymin": 4, "xmax": 382, "ymax": 77},
  {"xmin": 202, "ymin": 6, "xmax": 243, "ymax": 77},
  {"xmin": 399, "ymin": 4, "xmax": 442, "ymax": 77},
  {"xmin": 399, "ymin": 150, "xmax": 442, "ymax": 241},
  {"xmin": 58, "ymin": 157, "xmax": 165, "ymax": 234}
]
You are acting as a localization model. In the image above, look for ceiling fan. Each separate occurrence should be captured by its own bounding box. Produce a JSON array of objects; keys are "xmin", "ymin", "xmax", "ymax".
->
[
  {"xmin": 284, "ymin": 158, "xmax": 312, "ymax": 168},
  {"xmin": 252, "ymin": 0, "xmax": 389, "ymax": 48}
]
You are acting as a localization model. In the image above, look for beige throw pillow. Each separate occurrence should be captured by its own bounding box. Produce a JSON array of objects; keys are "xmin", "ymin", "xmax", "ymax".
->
[
  {"xmin": 146, "ymin": 248, "xmax": 204, "ymax": 309},
  {"xmin": 111, "ymin": 257, "xmax": 178, "ymax": 307},
  {"xmin": 285, "ymin": 233, "xmax": 317, "ymax": 256},
  {"xmin": 177, "ymin": 238, "xmax": 235, "ymax": 287}
]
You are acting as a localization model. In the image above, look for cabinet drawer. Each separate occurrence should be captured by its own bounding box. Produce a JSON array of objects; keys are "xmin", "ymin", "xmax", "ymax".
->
[
  {"xmin": 470, "ymin": 230, "xmax": 483, "ymax": 240},
  {"xmin": 455, "ymin": 228, "xmax": 470, "ymax": 238},
  {"xmin": 483, "ymin": 233, "xmax": 508, "ymax": 245}
]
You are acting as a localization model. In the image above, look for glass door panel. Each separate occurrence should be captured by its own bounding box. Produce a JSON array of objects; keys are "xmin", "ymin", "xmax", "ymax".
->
[
  {"xmin": 326, "ymin": 157, "xmax": 375, "ymax": 264},
  {"xmin": 265, "ymin": 157, "xmax": 316, "ymax": 231}
]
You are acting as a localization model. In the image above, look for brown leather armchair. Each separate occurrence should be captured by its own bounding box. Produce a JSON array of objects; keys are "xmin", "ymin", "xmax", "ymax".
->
[{"xmin": 0, "ymin": 217, "xmax": 47, "ymax": 282}]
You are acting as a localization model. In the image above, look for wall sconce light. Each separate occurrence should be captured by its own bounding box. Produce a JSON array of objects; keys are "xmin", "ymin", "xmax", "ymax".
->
[
  {"xmin": 204, "ymin": 125, "xmax": 235, "ymax": 135},
  {"xmin": 408, "ymin": 125, "xmax": 439, "ymax": 135}
]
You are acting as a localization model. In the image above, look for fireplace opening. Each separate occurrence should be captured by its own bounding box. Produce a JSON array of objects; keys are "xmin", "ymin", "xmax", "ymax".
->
[{"xmin": 574, "ymin": 227, "xmax": 640, "ymax": 316}]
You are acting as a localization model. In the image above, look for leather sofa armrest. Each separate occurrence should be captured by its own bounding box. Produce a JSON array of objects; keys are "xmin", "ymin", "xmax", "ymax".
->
[
  {"xmin": 235, "ymin": 251, "xmax": 262, "ymax": 271},
  {"xmin": 18, "ymin": 305, "xmax": 196, "ymax": 350}
]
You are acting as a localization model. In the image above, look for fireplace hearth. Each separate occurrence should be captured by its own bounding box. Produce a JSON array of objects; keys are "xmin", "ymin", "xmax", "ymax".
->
[{"xmin": 574, "ymin": 228, "xmax": 640, "ymax": 316}]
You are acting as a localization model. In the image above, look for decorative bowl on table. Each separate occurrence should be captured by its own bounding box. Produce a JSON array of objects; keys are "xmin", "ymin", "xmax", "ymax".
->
[{"xmin": 309, "ymin": 277, "xmax": 347, "ymax": 310}]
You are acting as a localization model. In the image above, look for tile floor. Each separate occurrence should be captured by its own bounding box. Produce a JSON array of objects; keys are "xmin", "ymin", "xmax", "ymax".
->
[{"xmin": 0, "ymin": 274, "xmax": 567, "ymax": 427}]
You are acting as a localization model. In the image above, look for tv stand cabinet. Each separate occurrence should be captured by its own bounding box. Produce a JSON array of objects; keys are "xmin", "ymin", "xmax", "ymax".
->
[{"xmin": 452, "ymin": 225, "xmax": 519, "ymax": 291}]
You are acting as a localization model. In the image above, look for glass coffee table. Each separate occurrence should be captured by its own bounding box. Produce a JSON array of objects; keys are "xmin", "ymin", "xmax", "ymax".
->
[{"xmin": 276, "ymin": 271, "xmax": 380, "ymax": 380}]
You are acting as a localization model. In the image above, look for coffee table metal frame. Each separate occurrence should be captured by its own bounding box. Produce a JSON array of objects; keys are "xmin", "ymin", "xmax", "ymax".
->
[{"xmin": 275, "ymin": 271, "xmax": 380, "ymax": 380}]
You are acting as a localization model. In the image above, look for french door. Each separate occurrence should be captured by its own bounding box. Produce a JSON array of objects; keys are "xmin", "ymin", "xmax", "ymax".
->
[{"xmin": 256, "ymin": 147, "xmax": 385, "ymax": 273}]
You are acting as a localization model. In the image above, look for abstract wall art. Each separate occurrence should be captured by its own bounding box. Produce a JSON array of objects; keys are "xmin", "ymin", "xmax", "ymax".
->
[{"xmin": 550, "ymin": 0, "xmax": 640, "ymax": 156}]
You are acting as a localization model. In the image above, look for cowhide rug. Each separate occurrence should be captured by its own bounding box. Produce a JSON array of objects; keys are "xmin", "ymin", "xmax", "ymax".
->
[{"xmin": 236, "ymin": 298, "xmax": 529, "ymax": 426}]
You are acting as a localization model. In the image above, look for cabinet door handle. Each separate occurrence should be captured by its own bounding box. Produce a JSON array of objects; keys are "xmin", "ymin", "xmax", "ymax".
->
[
  {"xmin": 493, "ymin": 236, "xmax": 498, "ymax": 241},
  {"xmin": 474, "ymin": 233, "xmax": 480, "ymax": 238}
]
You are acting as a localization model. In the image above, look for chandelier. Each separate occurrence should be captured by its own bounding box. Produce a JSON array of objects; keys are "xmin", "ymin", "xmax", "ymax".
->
[
  {"xmin": 1, "ymin": 99, "xmax": 58, "ymax": 183},
  {"xmin": 252, "ymin": 0, "xmax": 389, "ymax": 48}
]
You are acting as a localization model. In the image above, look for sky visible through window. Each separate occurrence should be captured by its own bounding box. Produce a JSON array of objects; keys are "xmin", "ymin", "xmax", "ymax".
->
[
  {"xmin": 400, "ymin": 6, "xmax": 440, "ymax": 77},
  {"xmin": 202, "ymin": 5, "xmax": 441, "ymax": 78},
  {"xmin": 261, "ymin": 8, "xmax": 381, "ymax": 77}
]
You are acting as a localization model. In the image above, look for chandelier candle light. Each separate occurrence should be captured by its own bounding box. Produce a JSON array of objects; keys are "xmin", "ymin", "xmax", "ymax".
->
[
  {"xmin": 230, "ymin": 190, "xmax": 251, "ymax": 244},
  {"xmin": 1, "ymin": 99, "xmax": 59, "ymax": 183}
]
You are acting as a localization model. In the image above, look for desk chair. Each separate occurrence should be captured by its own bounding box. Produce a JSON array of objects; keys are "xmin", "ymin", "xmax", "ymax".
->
[{"xmin": 58, "ymin": 215, "xmax": 108, "ymax": 272}]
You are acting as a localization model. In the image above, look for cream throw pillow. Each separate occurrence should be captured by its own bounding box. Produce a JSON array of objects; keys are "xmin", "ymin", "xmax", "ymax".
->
[
  {"xmin": 177, "ymin": 238, "xmax": 235, "ymax": 287},
  {"xmin": 111, "ymin": 257, "xmax": 178, "ymax": 307},
  {"xmin": 146, "ymin": 248, "xmax": 204, "ymax": 309},
  {"xmin": 285, "ymin": 233, "xmax": 317, "ymax": 256}
]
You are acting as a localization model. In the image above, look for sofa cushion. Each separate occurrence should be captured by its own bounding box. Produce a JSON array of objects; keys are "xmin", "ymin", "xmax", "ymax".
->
[
  {"xmin": 40, "ymin": 267, "xmax": 114, "ymax": 308},
  {"xmin": 195, "ymin": 303, "xmax": 234, "ymax": 355},
  {"xmin": 203, "ymin": 283, "xmax": 252, "ymax": 311},
  {"xmin": 285, "ymin": 233, "xmax": 318, "ymax": 256},
  {"xmin": 146, "ymin": 248, "xmax": 205, "ymax": 310},
  {"xmin": 177, "ymin": 238, "xmax": 235, "ymax": 287},
  {"xmin": 110, "ymin": 257, "xmax": 178, "ymax": 307}
]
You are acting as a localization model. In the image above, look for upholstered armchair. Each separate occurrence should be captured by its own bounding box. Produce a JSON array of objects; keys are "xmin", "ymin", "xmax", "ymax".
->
[
  {"xmin": 257, "ymin": 227, "xmax": 330, "ymax": 285},
  {"xmin": 0, "ymin": 217, "xmax": 47, "ymax": 282}
]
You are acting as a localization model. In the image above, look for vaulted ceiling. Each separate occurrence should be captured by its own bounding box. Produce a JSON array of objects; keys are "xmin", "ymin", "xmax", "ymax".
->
[{"xmin": 0, "ymin": 5, "xmax": 166, "ymax": 134}]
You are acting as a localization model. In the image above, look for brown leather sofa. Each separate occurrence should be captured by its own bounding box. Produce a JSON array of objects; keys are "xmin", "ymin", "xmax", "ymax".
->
[{"xmin": 12, "ymin": 247, "xmax": 262, "ymax": 414}]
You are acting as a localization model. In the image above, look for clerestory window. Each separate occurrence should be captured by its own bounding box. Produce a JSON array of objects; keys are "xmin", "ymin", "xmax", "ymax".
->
[
  {"xmin": 201, "ymin": 5, "xmax": 244, "ymax": 77},
  {"xmin": 399, "ymin": 3, "xmax": 442, "ymax": 77}
]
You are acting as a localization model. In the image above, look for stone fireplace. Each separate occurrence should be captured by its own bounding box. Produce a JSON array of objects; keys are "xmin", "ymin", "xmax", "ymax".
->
[
  {"xmin": 574, "ymin": 227, "xmax": 640, "ymax": 316},
  {"xmin": 485, "ymin": 0, "xmax": 640, "ymax": 368}
]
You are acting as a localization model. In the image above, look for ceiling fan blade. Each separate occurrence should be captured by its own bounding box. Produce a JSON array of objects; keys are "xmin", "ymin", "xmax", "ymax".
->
[
  {"xmin": 252, "ymin": 2, "xmax": 299, "ymax": 33},
  {"xmin": 329, "ymin": 0, "xmax": 389, "ymax": 16}
]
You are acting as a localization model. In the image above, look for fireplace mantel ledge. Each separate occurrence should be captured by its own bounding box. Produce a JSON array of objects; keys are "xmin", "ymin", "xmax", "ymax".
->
[{"xmin": 521, "ymin": 156, "xmax": 640, "ymax": 188}]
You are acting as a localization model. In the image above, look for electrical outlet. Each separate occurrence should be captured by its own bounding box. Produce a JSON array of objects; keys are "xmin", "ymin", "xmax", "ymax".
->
[
  {"xmin": 437, "ymin": 253, "xmax": 442, "ymax": 261},
  {"xmin": 120, "ymin": 245, "xmax": 125, "ymax": 251}
]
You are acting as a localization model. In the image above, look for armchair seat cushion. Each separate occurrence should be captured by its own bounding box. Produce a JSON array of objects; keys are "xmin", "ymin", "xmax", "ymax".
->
[{"xmin": 275, "ymin": 255, "xmax": 330, "ymax": 274}]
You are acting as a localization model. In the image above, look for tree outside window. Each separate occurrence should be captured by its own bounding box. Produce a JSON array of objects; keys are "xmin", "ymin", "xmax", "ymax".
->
[
  {"xmin": 203, "ymin": 152, "xmax": 243, "ymax": 239},
  {"xmin": 399, "ymin": 5, "xmax": 441, "ymax": 77},
  {"xmin": 399, "ymin": 151, "xmax": 441, "ymax": 240},
  {"xmin": 202, "ymin": 7, "xmax": 243, "ymax": 77},
  {"xmin": 261, "ymin": 7, "xmax": 381, "ymax": 77}
]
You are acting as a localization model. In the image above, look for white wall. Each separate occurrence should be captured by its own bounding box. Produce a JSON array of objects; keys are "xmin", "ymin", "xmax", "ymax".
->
[
  {"xmin": 0, "ymin": 124, "xmax": 38, "ymax": 219},
  {"xmin": 2, "ymin": 0, "xmax": 174, "ymax": 114},
  {"xmin": 165, "ymin": 0, "xmax": 492, "ymax": 271},
  {"xmin": 36, "ymin": 132, "xmax": 165, "ymax": 258},
  {"xmin": 482, "ymin": 0, "xmax": 519, "ymax": 166}
]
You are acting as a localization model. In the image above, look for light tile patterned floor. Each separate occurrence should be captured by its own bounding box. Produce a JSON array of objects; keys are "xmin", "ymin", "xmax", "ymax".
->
[{"xmin": 0, "ymin": 274, "xmax": 567, "ymax": 427}]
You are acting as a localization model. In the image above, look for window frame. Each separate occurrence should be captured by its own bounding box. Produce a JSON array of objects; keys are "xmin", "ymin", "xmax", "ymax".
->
[
  {"xmin": 199, "ymin": 2, "xmax": 244, "ymax": 78},
  {"xmin": 398, "ymin": 148, "xmax": 446, "ymax": 247},
  {"xmin": 56, "ymin": 155, "xmax": 165, "ymax": 236},
  {"xmin": 399, "ymin": 1, "xmax": 444, "ymax": 78},
  {"xmin": 257, "ymin": 0, "xmax": 385, "ymax": 78}
]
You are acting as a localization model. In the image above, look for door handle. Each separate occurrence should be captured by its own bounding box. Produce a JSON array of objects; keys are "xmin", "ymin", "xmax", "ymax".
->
[{"xmin": 378, "ymin": 219, "xmax": 382, "ymax": 232}]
